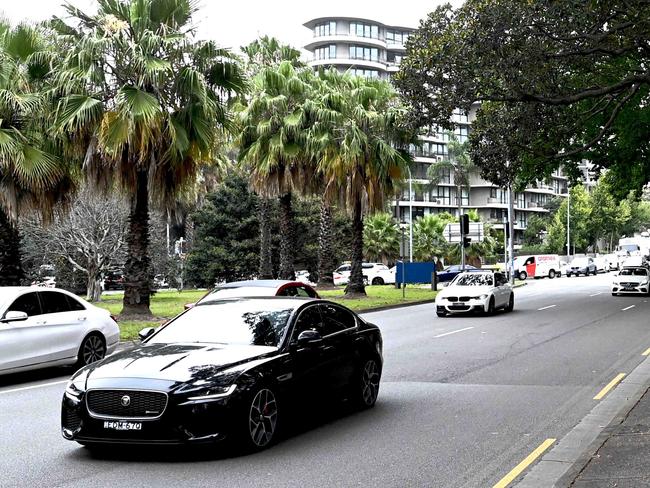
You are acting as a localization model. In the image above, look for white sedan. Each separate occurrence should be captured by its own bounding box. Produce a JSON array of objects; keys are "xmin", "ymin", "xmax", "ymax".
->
[
  {"xmin": 0, "ymin": 287, "xmax": 120, "ymax": 376},
  {"xmin": 611, "ymin": 267, "xmax": 650, "ymax": 296},
  {"xmin": 435, "ymin": 271, "xmax": 514, "ymax": 317}
]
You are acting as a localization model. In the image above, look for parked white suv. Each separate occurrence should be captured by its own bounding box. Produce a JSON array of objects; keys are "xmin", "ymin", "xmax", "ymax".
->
[{"xmin": 333, "ymin": 263, "xmax": 395, "ymax": 286}]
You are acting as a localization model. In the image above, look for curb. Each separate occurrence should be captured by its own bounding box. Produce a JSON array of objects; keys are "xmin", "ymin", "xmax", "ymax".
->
[
  {"xmin": 356, "ymin": 298, "xmax": 438, "ymax": 314},
  {"xmin": 516, "ymin": 354, "xmax": 650, "ymax": 487}
]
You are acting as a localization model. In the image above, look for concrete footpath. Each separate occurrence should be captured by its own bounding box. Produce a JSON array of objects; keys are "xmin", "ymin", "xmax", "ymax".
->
[{"xmin": 568, "ymin": 385, "xmax": 650, "ymax": 487}]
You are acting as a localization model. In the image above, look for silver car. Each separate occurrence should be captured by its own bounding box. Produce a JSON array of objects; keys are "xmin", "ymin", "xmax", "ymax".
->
[{"xmin": 566, "ymin": 257, "xmax": 597, "ymax": 277}]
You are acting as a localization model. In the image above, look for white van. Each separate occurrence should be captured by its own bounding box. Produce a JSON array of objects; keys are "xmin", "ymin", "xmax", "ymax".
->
[{"xmin": 513, "ymin": 254, "xmax": 562, "ymax": 280}]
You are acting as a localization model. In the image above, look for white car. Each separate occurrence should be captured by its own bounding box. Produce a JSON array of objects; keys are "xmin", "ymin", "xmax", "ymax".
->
[
  {"xmin": 611, "ymin": 267, "xmax": 650, "ymax": 296},
  {"xmin": 0, "ymin": 287, "xmax": 120, "ymax": 376},
  {"xmin": 435, "ymin": 271, "xmax": 514, "ymax": 317},
  {"xmin": 333, "ymin": 263, "xmax": 395, "ymax": 286}
]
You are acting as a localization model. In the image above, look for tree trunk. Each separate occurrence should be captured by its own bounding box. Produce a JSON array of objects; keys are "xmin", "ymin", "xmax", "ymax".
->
[
  {"xmin": 122, "ymin": 170, "xmax": 152, "ymax": 317},
  {"xmin": 317, "ymin": 201, "xmax": 336, "ymax": 287},
  {"xmin": 0, "ymin": 208, "xmax": 24, "ymax": 286},
  {"xmin": 278, "ymin": 192, "xmax": 295, "ymax": 280},
  {"xmin": 345, "ymin": 198, "xmax": 366, "ymax": 297},
  {"xmin": 258, "ymin": 197, "xmax": 274, "ymax": 279}
]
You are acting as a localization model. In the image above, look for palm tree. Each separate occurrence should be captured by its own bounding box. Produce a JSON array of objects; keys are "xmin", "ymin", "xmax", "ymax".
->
[
  {"xmin": 412, "ymin": 213, "xmax": 455, "ymax": 262},
  {"xmin": 363, "ymin": 213, "xmax": 400, "ymax": 264},
  {"xmin": 427, "ymin": 132, "xmax": 475, "ymax": 217},
  {"xmin": 236, "ymin": 61, "xmax": 318, "ymax": 280},
  {"xmin": 0, "ymin": 22, "xmax": 74, "ymax": 285},
  {"xmin": 52, "ymin": 0, "xmax": 245, "ymax": 316},
  {"xmin": 316, "ymin": 72, "xmax": 413, "ymax": 296},
  {"xmin": 241, "ymin": 37, "xmax": 304, "ymax": 279}
]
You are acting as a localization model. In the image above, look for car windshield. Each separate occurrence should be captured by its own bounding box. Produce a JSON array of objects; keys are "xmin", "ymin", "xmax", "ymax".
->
[
  {"xmin": 619, "ymin": 268, "xmax": 648, "ymax": 276},
  {"xmin": 453, "ymin": 274, "xmax": 493, "ymax": 286},
  {"xmin": 148, "ymin": 299, "xmax": 296, "ymax": 347}
]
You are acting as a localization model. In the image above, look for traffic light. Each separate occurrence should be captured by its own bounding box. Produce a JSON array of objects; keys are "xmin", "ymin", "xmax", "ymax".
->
[
  {"xmin": 460, "ymin": 213, "xmax": 470, "ymax": 235},
  {"xmin": 463, "ymin": 236, "xmax": 472, "ymax": 248},
  {"xmin": 504, "ymin": 221, "xmax": 510, "ymax": 239}
]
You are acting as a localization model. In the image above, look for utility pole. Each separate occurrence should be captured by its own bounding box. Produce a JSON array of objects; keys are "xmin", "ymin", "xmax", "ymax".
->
[
  {"xmin": 408, "ymin": 166, "xmax": 413, "ymax": 263},
  {"xmin": 566, "ymin": 186, "xmax": 571, "ymax": 260},
  {"xmin": 507, "ymin": 185, "xmax": 515, "ymax": 284}
]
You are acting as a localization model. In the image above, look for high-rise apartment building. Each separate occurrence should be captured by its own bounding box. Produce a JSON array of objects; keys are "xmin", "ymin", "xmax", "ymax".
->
[{"xmin": 303, "ymin": 16, "xmax": 569, "ymax": 244}]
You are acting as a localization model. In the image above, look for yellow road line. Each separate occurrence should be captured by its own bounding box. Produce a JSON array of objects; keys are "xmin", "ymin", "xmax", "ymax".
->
[
  {"xmin": 492, "ymin": 438, "xmax": 556, "ymax": 488},
  {"xmin": 593, "ymin": 373, "xmax": 626, "ymax": 400},
  {"xmin": 642, "ymin": 347, "xmax": 650, "ymax": 356}
]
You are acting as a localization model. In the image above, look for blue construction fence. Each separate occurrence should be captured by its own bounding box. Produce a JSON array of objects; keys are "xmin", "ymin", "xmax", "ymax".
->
[{"xmin": 395, "ymin": 261, "xmax": 436, "ymax": 285}]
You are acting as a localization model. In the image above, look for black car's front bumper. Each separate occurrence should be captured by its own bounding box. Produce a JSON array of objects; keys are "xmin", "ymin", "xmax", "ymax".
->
[{"xmin": 61, "ymin": 390, "xmax": 238, "ymax": 445}]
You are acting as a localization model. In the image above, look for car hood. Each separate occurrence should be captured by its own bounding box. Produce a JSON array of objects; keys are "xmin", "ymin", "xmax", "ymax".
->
[
  {"xmin": 438, "ymin": 285, "xmax": 494, "ymax": 297},
  {"xmin": 85, "ymin": 343, "xmax": 278, "ymax": 383}
]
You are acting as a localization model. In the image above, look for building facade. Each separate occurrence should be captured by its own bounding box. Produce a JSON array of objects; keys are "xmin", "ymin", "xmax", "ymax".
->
[{"xmin": 303, "ymin": 16, "xmax": 569, "ymax": 244}]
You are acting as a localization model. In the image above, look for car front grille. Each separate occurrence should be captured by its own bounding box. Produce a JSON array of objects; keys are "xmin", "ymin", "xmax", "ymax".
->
[
  {"xmin": 449, "ymin": 305, "xmax": 470, "ymax": 311},
  {"xmin": 619, "ymin": 282, "xmax": 637, "ymax": 287},
  {"xmin": 447, "ymin": 296, "xmax": 458, "ymax": 302},
  {"xmin": 86, "ymin": 390, "xmax": 168, "ymax": 419}
]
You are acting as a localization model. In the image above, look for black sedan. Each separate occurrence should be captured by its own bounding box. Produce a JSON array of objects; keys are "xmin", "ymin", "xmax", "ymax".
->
[
  {"xmin": 61, "ymin": 297, "xmax": 382, "ymax": 451},
  {"xmin": 437, "ymin": 264, "xmax": 479, "ymax": 283}
]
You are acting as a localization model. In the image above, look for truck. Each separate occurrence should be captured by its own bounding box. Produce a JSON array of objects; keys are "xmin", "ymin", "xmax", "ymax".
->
[{"xmin": 513, "ymin": 254, "xmax": 562, "ymax": 280}]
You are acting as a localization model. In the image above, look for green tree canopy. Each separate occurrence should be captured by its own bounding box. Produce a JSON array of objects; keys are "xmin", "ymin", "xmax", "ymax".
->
[{"xmin": 363, "ymin": 212, "xmax": 400, "ymax": 264}]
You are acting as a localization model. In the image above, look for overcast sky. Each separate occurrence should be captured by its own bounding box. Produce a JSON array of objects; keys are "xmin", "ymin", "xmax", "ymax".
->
[{"xmin": 1, "ymin": 0, "xmax": 459, "ymax": 56}]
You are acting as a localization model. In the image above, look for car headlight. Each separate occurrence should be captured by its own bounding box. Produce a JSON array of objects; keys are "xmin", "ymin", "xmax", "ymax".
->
[
  {"xmin": 181, "ymin": 384, "xmax": 238, "ymax": 404},
  {"xmin": 64, "ymin": 372, "xmax": 88, "ymax": 402},
  {"xmin": 472, "ymin": 294, "xmax": 488, "ymax": 300}
]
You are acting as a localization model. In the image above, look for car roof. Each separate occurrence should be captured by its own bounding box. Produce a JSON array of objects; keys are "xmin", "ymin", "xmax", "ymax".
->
[
  {"xmin": 195, "ymin": 296, "xmax": 319, "ymax": 309},
  {"xmin": 218, "ymin": 280, "xmax": 304, "ymax": 289}
]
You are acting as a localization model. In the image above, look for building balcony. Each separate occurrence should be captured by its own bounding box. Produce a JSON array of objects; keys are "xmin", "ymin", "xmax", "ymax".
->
[
  {"xmin": 304, "ymin": 34, "xmax": 386, "ymax": 51},
  {"xmin": 308, "ymin": 57, "xmax": 388, "ymax": 72}
]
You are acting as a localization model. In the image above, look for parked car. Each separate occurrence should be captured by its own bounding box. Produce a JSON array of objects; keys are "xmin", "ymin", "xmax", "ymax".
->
[
  {"xmin": 593, "ymin": 255, "xmax": 610, "ymax": 273},
  {"xmin": 153, "ymin": 274, "xmax": 169, "ymax": 289},
  {"xmin": 565, "ymin": 257, "xmax": 597, "ymax": 276},
  {"xmin": 102, "ymin": 272, "xmax": 124, "ymax": 291},
  {"xmin": 435, "ymin": 271, "xmax": 514, "ymax": 317},
  {"xmin": 295, "ymin": 270, "xmax": 315, "ymax": 286},
  {"xmin": 436, "ymin": 264, "xmax": 479, "ymax": 283},
  {"xmin": 333, "ymin": 263, "xmax": 395, "ymax": 286},
  {"xmin": 185, "ymin": 280, "xmax": 320, "ymax": 310},
  {"xmin": 61, "ymin": 297, "xmax": 383, "ymax": 450},
  {"xmin": 31, "ymin": 276, "xmax": 56, "ymax": 288},
  {"xmin": 0, "ymin": 287, "xmax": 120, "ymax": 376},
  {"xmin": 611, "ymin": 266, "xmax": 650, "ymax": 296}
]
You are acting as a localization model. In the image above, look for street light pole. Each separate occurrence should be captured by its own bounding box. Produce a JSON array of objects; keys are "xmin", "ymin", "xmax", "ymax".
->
[
  {"xmin": 566, "ymin": 186, "xmax": 571, "ymax": 260},
  {"xmin": 507, "ymin": 185, "xmax": 515, "ymax": 284},
  {"xmin": 408, "ymin": 166, "xmax": 413, "ymax": 263}
]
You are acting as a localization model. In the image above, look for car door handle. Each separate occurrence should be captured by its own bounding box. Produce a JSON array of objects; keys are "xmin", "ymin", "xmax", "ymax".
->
[
  {"xmin": 36, "ymin": 320, "xmax": 47, "ymax": 325},
  {"xmin": 77, "ymin": 316, "xmax": 87, "ymax": 321}
]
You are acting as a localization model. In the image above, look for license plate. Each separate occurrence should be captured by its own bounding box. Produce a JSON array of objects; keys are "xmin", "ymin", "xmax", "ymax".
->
[
  {"xmin": 103, "ymin": 420, "xmax": 142, "ymax": 431},
  {"xmin": 623, "ymin": 287, "xmax": 635, "ymax": 291}
]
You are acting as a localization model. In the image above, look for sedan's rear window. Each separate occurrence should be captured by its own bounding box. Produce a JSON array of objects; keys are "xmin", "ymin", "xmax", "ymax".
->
[{"xmin": 149, "ymin": 300, "xmax": 295, "ymax": 347}]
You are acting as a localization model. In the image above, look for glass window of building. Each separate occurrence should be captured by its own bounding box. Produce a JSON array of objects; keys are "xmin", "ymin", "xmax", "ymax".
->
[
  {"xmin": 349, "ymin": 46, "xmax": 379, "ymax": 61},
  {"xmin": 432, "ymin": 186, "xmax": 451, "ymax": 205},
  {"xmin": 350, "ymin": 68, "xmax": 379, "ymax": 79},
  {"xmin": 315, "ymin": 21, "xmax": 336, "ymax": 37},
  {"xmin": 516, "ymin": 193, "xmax": 526, "ymax": 208},
  {"xmin": 439, "ymin": 167, "xmax": 451, "ymax": 184},
  {"xmin": 461, "ymin": 187, "xmax": 470, "ymax": 206},
  {"xmin": 350, "ymin": 22, "xmax": 379, "ymax": 39},
  {"xmin": 314, "ymin": 45, "xmax": 337, "ymax": 60}
]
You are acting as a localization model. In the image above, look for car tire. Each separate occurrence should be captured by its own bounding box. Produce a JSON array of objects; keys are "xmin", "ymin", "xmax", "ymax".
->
[
  {"xmin": 486, "ymin": 296, "xmax": 495, "ymax": 315},
  {"xmin": 567, "ymin": 272, "xmax": 572, "ymax": 277},
  {"xmin": 371, "ymin": 277, "xmax": 384, "ymax": 286},
  {"xmin": 548, "ymin": 270, "xmax": 556, "ymax": 279},
  {"xmin": 504, "ymin": 293, "xmax": 514, "ymax": 312},
  {"xmin": 518, "ymin": 271, "xmax": 527, "ymax": 281},
  {"xmin": 351, "ymin": 357, "xmax": 381, "ymax": 409},
  {"xmin": 240, "ymin": 386, "xmax": 280, "ymax": 452},
  {"xmin": 76, "ymin": 333, "xmax": 106, "ymax": 368}
]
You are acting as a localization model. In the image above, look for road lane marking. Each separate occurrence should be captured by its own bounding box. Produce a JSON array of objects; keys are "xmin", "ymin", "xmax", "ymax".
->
[
  {"xmin": 492, "ymin": 438, "xmax": 556, "ymax": 488},
  {"xmin": 434, "ymin": 326, "xmax": 474, "ymax": 338},
  {"xmin": 589, "ymin": 292, "xmax": 603, "ymax": 297},
  {"xmin": 642, "ymin": 347, "xmax": 650, "ymax": 356},
  {"xmin": 0, "ymin": 380, "xmax": 67, "ymax": 395},
  {"xmin": 537, "ymin": 305, "xmax": 556, "ymax": 311},
  {"xmin": 622, "ymin": 305, "xmax": 635, "ymax": 311},
  {"xmin": 593, "ymin": 373, "xmax": 626, "ymax": 400}
]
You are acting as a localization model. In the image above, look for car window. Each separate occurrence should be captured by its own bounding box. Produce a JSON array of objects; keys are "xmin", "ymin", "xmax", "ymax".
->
[
  {"xmin": 38, "ymin": 291, "xmax": 73, "ymax": 314},
  {"xmin": 336, "ymin": 265, "xmax": 351, "ymax": 272},
  {"xmin": 65, "ymin": 295, "xmax": 86, "ymax": 311},
  {"xmin": 362, "ymin": 263, "xmax": 373, "ymax": 269},
  {"xmin": 292, "ymin": 305, "xmax": 323, "ymax": 340},
  {"xmin": 494, "ymin": 273, "xmax": 506, "ymax": 285},
  {"xmin": 319, "ymin": 303, "xmax": 356, "ymax": 336},
  {"xmin": 454, "ymin": 274, "xmax": 494, "ymax": 286},
  {"xmin": 297, "ymin": 286, "xmax": 315, "ymax": 298},
  {"xmin": 6, "ymin": 292, "xmax": 42, "ymax": 317},
  {"xmin": 524, "ymin": 257, "xmax": 534, "ymax": 265}
]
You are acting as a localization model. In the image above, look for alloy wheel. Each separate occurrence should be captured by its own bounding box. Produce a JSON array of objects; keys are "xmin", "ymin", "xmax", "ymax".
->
[
  {"xmin": 82, "ymin": 335, "xmax": 105, "ymax": 365},
  {"xmin": 248, "ymin": 388, "xmax": 278, "ymax": 448},
  {"xmin": 361, "ymin": 359, "xmax": 380, "ymax": 406}
]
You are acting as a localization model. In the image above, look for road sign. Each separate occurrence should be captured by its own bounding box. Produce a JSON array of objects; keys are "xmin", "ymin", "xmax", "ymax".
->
[{"xmin": 443, "ymin": 222, "xmax": 485, "ymax": 243}]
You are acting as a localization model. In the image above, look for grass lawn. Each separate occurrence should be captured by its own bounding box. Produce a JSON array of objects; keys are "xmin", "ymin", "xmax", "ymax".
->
[{"xmin": 97, "ymin": 286, "xmax": 437, "ymax": 341}]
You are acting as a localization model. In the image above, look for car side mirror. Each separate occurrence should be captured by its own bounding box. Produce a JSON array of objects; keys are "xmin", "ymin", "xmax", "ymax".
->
[
  {"xmin": 1, "ymin": 311, "xmax": 28, "ymax": 323},
  {"xmin": 138, "ymin": 327, "xmax": 156, "ymax": 341},
  {"xmin": 296, "ymin": 329, "xmax": 322, "ymax": 346}
]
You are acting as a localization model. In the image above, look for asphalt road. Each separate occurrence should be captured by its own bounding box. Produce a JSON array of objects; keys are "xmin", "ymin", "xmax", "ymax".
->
[{"xmin": 2, "ymin": 273, "xmax": 650, "ymax": 488}]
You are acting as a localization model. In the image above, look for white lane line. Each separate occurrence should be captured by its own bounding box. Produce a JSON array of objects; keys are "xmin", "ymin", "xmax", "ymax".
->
[
  {"xmin": 0, "ymin": 379, "xmax": 67, "ymax": 395},
  {"xmin": 589, "ymin": 292, "xmax": 603, "ymax": 297},
  {"xmin": 622, "ymin": 305, "xmax": 636, "ymax": 311},
  {"xmin": 434, "ymin": 326, "xmax": 474, "ymax": 338},
  {"xmin": 538, "ymin": 304, "xmax": 557, "ymax": 311}
]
